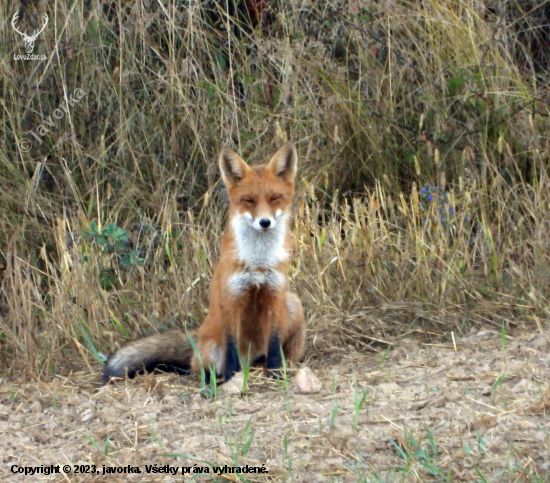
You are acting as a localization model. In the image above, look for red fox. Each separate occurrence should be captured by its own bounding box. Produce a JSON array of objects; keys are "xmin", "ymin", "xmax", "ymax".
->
[{"xmin": 102, "ymin": 143, "xmax": 306, "ymax": 383}]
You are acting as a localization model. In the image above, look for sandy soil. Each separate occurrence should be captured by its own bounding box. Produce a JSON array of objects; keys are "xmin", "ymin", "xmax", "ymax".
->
[{"xmin": 2, "ymin": 329, "xmax": 549, "ymax": 482}]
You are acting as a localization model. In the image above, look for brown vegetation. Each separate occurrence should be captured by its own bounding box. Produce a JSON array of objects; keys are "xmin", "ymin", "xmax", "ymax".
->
[{"xmin": 1, "ymin": 0, "xmax": 549, "ymax": 480}]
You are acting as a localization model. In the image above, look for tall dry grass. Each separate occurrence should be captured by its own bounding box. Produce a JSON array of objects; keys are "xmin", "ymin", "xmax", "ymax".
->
[{"xmin": 0, "ymin": 0, "xmax": 549, "ymax": 378}]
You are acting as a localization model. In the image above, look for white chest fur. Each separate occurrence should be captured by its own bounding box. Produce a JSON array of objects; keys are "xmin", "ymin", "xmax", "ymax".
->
[
  {"xmin": 227, "ymin": 212, "xmax": 290, "ymax": 295},
  {"xmin": 228, "ymin": 269, "xmax": 286, "ymax": 294}
]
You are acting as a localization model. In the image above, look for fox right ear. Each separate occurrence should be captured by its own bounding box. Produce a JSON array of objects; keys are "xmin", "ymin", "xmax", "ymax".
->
[{"xmin": 219, "ymin": 148, "xmax": 251, "ymax": 188}]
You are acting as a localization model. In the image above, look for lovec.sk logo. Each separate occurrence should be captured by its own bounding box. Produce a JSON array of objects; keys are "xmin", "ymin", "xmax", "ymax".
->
[{"xmin": 12, "ymin": 11, "xmax": 48, "ymax": 60}]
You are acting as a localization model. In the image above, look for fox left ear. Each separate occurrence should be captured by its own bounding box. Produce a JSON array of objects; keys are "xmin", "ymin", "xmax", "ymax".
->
[{"xmin": 267, "ymin": 143, "xmax": 298, "ymax": 182}]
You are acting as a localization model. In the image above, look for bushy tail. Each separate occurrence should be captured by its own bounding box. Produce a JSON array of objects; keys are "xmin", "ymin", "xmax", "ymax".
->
[{"xmin": 102, "ymin": 329, "xmax": 196, "ymax": 384}]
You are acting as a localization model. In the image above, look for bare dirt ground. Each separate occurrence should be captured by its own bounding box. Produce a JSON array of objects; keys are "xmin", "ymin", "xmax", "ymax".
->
[{"xmin": 2, "ymin": 329, "xmax": 549, "ymax": 482}]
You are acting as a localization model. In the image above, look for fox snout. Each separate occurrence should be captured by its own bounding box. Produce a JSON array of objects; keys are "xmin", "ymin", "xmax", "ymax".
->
[
  {"xmin": 244, "ymin": 212, "xmax": 276, "ymax": 231},
  {"xmin": 244, "ymin": 209, "xmax": 286, "ymax": 232},
  {"xmin": 259, "ymin": 218, "xmax": 271, "ymax": 229}
]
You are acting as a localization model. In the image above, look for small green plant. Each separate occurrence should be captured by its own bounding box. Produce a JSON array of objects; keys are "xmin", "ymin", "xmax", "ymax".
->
[
  {"xmin": 83, "ymin": 222, "xmax": 128, "ymax": 253},
  {"xmin": 77, "ymin": 430, "xmax": 100, "ymax": 451},
  {"xmin": 148, "ymin": 414, "xmax": 162, "ymax": 448},
  {"xmin": 282, "ymin": 431, "xmax": 293, "ymax": 481},
  {"xmin": 237, "ymin": 345, "xmax": 251, "ymax": 394},
  {"xmin": 224, "ymin": 400, "xmax": 256, "ymax": 467},
  {"xmin": 82, "ymin": 222, "xmax": 144, "ymax": 290},
  {"xmin": 78, "ymin": 319, "xmax": 102, "ymax": 365},
  {"xmin": 235, "ymin": 416, "xmax": 255, "ymax": 458},
  {"xmin": 209, "ymin": 364, "xmax": 218, "ymax": 401},
  {"xmin": 378, "ymin": 345, "xmax": 391, "ymax": 368},
  {"xmin": 328, "ymin": 375, "xmax": 339, "ymax": 433},
  {"xmin": 492, "ymin": 374, "xmax": 506, "ymax": 400},
  {"xmin": 187, "ymin": 333, "xmax": 212, "ymax": 398},
  {"xmin": 389, "ymin": 428, "xmax": 450, "ymax": 481},
  {"xmin": 278, "ymin": 345, "xmax": 292, "ymax": 421},
  {"xmin": 329, "ymin": 401, "xmax": 339, "ymax": 433},
  {"xmin": 343, "ymin": 455, "xmax": 388, "ymax": 483},
  {"xmin": 103, "ymin": 436, "xmax": 112, "ymax": 456},
  {"xmin": 353, "ymin": 374, "xmax": 369, "ymax": 431}
]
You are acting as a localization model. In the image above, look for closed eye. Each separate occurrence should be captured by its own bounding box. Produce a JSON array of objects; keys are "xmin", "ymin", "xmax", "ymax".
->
[
  {"xmin": 242, "ymin": 198, "xmax": 255, "ymax": 204},
  {"xmin": 270, "ymin": 194, "xmax": 283, "ymax": 202}
]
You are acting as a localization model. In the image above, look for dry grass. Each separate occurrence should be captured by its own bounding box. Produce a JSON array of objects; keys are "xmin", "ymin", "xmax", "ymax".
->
[
  {"xmin": 1, "ymin": 0, "xmax": 549, "ymax": 397},
  {"xmin": 1, "ymin": 1, "xmax": 550, "ymax": 480}
]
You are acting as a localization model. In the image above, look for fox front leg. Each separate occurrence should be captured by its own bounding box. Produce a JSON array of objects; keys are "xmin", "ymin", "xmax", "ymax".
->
[
  {"xmin": 224, "ymin": 334, "xmax": 241, "ymax": 382},
  {"xmin": 266, "ymin": 332, "xmax": 283, "ymax": 378}
]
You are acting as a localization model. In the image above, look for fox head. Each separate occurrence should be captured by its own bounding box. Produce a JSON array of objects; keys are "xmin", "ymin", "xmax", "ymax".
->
[{"xmin": 219, "ymin": 143, "xmax": 297, "ymax": 233}]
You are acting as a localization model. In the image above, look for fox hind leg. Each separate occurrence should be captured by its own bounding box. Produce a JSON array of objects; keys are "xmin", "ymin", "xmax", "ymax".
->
[{"xmin": 282, "ymin": 292, "xmax": 306, "ymax": 363}]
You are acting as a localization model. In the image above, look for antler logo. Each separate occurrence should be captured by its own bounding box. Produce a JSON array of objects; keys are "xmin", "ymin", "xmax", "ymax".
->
[{"xmin": 12, "ymin": 12, "xmax": 48, "ymax": 54}]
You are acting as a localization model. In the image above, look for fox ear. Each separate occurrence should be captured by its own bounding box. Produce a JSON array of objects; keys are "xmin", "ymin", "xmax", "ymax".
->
[
  {"xmin": 219, "ymin": 148, "xmax": 251, "ymax": 188},
  {"xmin": 267, "ymin": 143, "xmax": 297, "ymax": 183}
]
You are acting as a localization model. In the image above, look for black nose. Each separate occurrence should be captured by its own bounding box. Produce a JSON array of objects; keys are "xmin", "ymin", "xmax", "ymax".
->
[{"xmin": 259, "ymin": 219, "xmax": 271, "ymax": 229}]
